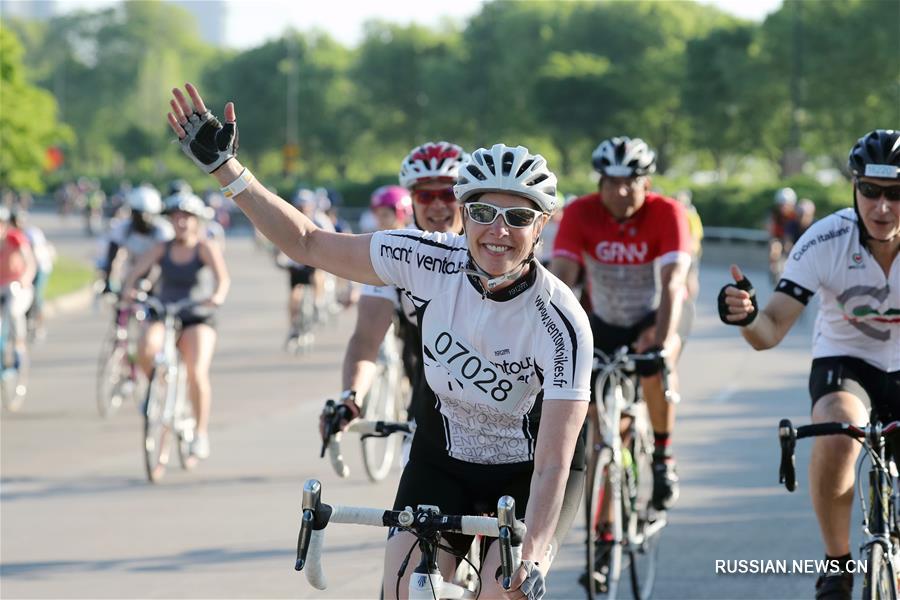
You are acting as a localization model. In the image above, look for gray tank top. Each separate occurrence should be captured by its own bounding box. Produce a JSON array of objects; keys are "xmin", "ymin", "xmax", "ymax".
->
[{"xmin": 156, "ymin": 242, "xmax": 209, "ymax": 311}]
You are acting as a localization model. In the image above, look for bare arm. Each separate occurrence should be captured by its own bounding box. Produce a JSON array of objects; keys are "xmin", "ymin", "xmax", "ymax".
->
[
  {"xmin": 549, "ymin": 256, "xmax": 581, "ymax": 288},
  {"xmin": 653, "ymin": 260, "xmax": 689, "ymax": 349},
  {"xmin": 168, "ymin": 84, "xmax": 384, "ymax": 287},
  {"xmin": 340, "ymin": 295, "xmax": 396, "ymax": 398},
  {"xmin": 18, "ymin": 243, "xmax": 37, "ymax": 287},
  {"xmin": 122, "ymin": 243, "xmax": 165, "ymax": 296},
  {"xmin": 522, "ymin": 398, "xmax": 588, "ymax": 567},
  {"xmin": 198, "ymin": 240, "xmax": 230, "ymax": 305},
  {"xmin": 722, "ymin": 264, "xmax": 805, "ymax": 350}
]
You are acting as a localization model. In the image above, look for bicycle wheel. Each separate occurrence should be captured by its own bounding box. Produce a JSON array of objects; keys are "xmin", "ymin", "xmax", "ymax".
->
[
  {"xmin": 173, "ymin": 365, "xmax": 197, "ymax": 470},
  {"xmin": 625, "ymin": 421, "xmax": 661, "ymax": 600},
  {"xmin": 96, "ymin": 336, "xmax": 132, "ymax": 417},
  {"xmin": 862, "ymin": 543, "xmax": 897, "ymax": 600},
  {"xmin": 0, "ymin": 339, "xmax": 27, "ymax": 413},
  {"xmin": 143, "ymin": 368, "xmax": 172, "ymax": 483},
  {"xmin": 585, "ymin": 435, "xmax": 622, "ymax": 599},
  {"xmin": 360, "ymin": 363, "xmax": 401, "ymax": 482}
]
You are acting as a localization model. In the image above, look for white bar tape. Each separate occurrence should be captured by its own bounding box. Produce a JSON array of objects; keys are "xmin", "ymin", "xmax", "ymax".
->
[
  {"xmin": 329, "ymin": 505, "xmax": 389, "ymax": 527},
  {"xmin": 460, "ymin": 515, "xmax": 502, "ymax": 537},
  {"xmin": 305, "ymin": 530, "xmax": 327, "ymax": 590},
  {"xmin": 220, "ymin": 168, "xmax": 254, "ymax": 199}
]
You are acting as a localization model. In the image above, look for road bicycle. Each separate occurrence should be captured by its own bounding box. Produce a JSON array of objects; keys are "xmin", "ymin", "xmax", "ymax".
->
[
  {"xmin": 0, "ymin": 283, "xmax": 29, "ymax": 413},
  {"xmin": 285, "ymin": 282, "xmax": 317, "ymax": 354},
  {"xmin": 584, "ymin": 347, "xmax": 677, "ymax": 600},
  {"xmin": 295, "ymin": 478, "xmax": 525, "ymax": 599},
  {"xmin": 141, "ymin": 296, "xmax": 198, "ymax": 483},
  {"xmin": 96, "ymin": 296, "xmax": 146, "ymax": 417},
  {"xmin": 779, "ymin": 417, "xmax": 900, "ymax": 600}
]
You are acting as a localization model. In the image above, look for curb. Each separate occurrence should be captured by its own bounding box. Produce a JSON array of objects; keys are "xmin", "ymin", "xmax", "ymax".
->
[{"xmin": 43, "ymin": 286, "xmax": 94, "ymax": 319}]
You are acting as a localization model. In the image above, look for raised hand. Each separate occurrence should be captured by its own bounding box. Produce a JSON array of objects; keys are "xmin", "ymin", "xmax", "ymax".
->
[
  {"xmin": 167, "ymin": 83, "xmax": 238, "ymax": 173},
  {"xmin": 717, "ymin": 264, "xmax": 759, "ymax": 326}
]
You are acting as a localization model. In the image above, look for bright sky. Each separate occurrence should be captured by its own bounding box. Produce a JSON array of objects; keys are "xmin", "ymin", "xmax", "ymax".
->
[{"xmin": 56, "ymin": 0, "xmax": 784, "ymax": 49}]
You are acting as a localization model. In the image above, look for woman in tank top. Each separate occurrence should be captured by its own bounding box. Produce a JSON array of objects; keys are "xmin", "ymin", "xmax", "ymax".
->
[{"xmin": 122, "ymin": 192, "xmax": 230, "ymax": 460}]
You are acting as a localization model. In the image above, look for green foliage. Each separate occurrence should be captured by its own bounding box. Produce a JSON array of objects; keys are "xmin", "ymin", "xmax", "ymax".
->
[
  {"xmin": 0, "ymin": 26, "xmax": 73, "ymax": 192},
  {"xmin": 4, "ymin": 0, "xmax": 897, "ymax": 227}
]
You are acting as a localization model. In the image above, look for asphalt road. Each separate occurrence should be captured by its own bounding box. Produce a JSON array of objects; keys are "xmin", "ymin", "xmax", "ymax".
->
[{"xmin": 2, "ymin": 214, "xmax": 848, "ymax": 599}]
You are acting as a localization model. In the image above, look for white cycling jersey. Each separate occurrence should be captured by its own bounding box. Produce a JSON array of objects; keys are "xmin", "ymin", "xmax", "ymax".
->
[
  {"xmin": 370, "ymin": 229, "xmax": 593, "ymax": 464},
  {"xmin": 359, "ymin": 283, "xmax": 418, "ymax": 327},
  {"xmin": 780, "ymin": 208, "xmax": 900, "ymax": 372},
  {"xmin": 107, "ymin": 217, "xmax": 174, "ymax": 266}
]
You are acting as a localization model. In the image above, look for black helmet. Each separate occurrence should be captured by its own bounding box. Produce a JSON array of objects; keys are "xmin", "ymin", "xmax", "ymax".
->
[
  {"xmin": 848, "ymin": 130, "xmax": 900, "ymax": 180},
  {"xmin": 592, "ymin": 136, "xmax": 657, "ymax": 177}
]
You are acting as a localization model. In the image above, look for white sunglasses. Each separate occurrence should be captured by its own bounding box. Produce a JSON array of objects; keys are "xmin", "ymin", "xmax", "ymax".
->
[{"xmin": 465, "ymin": 202, "xmax": 542, "ymax": 228}]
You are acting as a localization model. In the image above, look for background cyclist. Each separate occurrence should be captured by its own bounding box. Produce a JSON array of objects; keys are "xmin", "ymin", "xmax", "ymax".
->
[
  {"xmin": 0, "ymin": 206, "xmax": 37, "ymax": 403},
  {"xmin": 167, "ymin": 83, "xmax": 592, "ymax": 600},
  {"xmin": 718, "ymin": 129, "xmax": 900, "ymax": 600},
  {"xmin": 98, "ymin": 184, "xmax": 174, "ymax": 294},
  {"xmin": 122, "ymin": 191, "xmax": 230, "ymax": 460},
  {"xmin": 338, "ymin": 145, "xmax": 467, "ymax": 432},
  {"xmin": 550, "ymin": 136, "xmax": 692, "ymax": 513}
]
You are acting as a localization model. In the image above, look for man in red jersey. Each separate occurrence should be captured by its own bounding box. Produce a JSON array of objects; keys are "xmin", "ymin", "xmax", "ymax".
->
[{"xmin": 551, "ymin": 137, "xmax": 692, "ymax": 516}]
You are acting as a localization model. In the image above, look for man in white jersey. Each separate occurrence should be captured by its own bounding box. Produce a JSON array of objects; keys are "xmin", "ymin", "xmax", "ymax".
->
[
  {"xmin": 167, "ymin": 82, "xmax": 593, "ymax": 600},
  {"xmin": 719, "ymin": 129, "xmax": 900, "ymax": 600}
]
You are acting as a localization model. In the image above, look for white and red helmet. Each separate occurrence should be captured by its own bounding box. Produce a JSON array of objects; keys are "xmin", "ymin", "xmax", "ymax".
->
[
  {"xmin": 399, "ymin": 141, "xmax": 468, "ymax": 188},
  {"xmin": 370, "ymin": 185, "xmax": 412, "ymax": 221}
]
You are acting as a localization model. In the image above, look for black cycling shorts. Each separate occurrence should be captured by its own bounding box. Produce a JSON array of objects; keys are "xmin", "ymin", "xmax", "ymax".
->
[
  {"xmin": 289, "ymin": 265, "xmax": 316, "ymax": 288},
  {"xmin": 589, "ymin": 307, "xmax": 693, "ymax": 358},
  {"xmin": 810, "ymin": 356, "xmax": 900, "ymax": 422},
  {"xmin": 391, "ymin": 431, "xmax": 585, "ymax": 560}
]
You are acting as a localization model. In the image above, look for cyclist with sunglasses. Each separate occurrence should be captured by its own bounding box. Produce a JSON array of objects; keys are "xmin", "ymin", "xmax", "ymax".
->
[
  {"xmin": 550, "ymin": 136, "xmax": 692, "ymax": 515},
  {"xmin": 339, "ymin": 145, "xmax": 467, "ymax": 435},
  {"xmin": 167, "ymin": 83, "xmax": 592, "ymax": 600},
  {"xmin": 718, "ymin": 129, "xmax": 900, "ymax": 600}
]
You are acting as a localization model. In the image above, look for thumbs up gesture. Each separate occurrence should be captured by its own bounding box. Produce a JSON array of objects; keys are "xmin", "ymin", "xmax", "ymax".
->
[{"xmin": 717, "ymin": 264, "xmax": 759, "ymax": 326}]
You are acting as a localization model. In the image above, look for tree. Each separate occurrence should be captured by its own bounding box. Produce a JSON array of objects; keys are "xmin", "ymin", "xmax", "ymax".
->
[{"xmin": 0, "ymin": 27, "xmax": 73, "ymax": 192}]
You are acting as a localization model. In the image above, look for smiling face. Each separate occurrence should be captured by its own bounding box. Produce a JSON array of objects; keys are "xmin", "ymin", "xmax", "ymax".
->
[
  {"xmin": 464, "ymin": 192, "xmax": 547, "ymax": 280},
  {"xmin": 411, "ymin": 180, "xmax": 462, "ymax": 232},
  {"xmin": 856, "ymin": 177, "xmax": 900, "ymax": 242},
  {"xmin": 600, "ymin": 176, "xmax": 650, "ymax": 220}
]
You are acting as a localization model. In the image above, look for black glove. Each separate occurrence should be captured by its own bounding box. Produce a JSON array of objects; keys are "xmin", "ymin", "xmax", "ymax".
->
[
  {"xmin": 635, "ymin": 345, "xmax": 666, "ymax": 377},
  {"xmin": 717, "ymin": 275, "xmax": 758, "ymax": 327},
  {"xmin": 179, "ymin": 110, "xmax": 238, "ymax": 173}
]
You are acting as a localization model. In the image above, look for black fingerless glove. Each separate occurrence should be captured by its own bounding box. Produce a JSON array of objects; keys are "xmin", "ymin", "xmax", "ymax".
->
[
  {"xmin": 717, "ymin": 276, "xmax": 758, "ymax": 327},
  {"xmin": 635, "ymin": 345, "xmax": 666, "ymax": 377},
  {"xmin": 179, "ymin": 111, "xmax": 239, "ymax": 173}
]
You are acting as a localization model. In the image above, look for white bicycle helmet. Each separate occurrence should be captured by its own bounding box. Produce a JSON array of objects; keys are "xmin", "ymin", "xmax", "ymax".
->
[
  {"xmin": 592, "ymin": 136, "xmax": 657, "ymax": 177},
  {"xmin": 399, "ymin": 141, "xmax": 469, "ymax": 188},
  {"xmin": 163, "ymin": 192, "xmax": 213, "ymax": 220},
  {"xmin": 454, "ymin": 144, "xmax": 558, "ymax": 213},
  {"xmin": 128, "ymin": 185, "xmax": 162, "ymax": 215},
  {"xmin": 774, "ymin": 187, "xmax": 797, "ymax": 206}
]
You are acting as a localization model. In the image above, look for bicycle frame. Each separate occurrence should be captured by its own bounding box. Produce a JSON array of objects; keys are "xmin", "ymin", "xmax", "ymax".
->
[
  {"xmin": 295, "ymin": 479, "xmax": 525, "ymax": 600},
  {"xmin": 779, "ymin": 419, "xmax": 900, "ymax": 598},
  {"xmin": 586, "ymin": 346, "xmax": 672, "ymax": 599}
]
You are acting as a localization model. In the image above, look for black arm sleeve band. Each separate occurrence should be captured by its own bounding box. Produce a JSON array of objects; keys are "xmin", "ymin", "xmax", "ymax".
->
[{"xmin": 774, "ymin": 278, "xmax": 814, "ymax": 305}]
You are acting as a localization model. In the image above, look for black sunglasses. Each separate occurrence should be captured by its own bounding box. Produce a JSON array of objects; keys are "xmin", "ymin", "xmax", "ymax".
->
[
  {"xmin": 465, "ymin": 202, "xmax": 542, "ymax": 228},
  {"xmin": 857, "ymin": 180, "xmax": 900, "ymax": 202}
]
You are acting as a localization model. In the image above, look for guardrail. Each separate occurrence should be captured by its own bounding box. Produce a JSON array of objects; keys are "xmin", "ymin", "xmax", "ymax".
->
[{"xmin": 703, "ymin": 227, "xmax": 769, "ymax": 245}]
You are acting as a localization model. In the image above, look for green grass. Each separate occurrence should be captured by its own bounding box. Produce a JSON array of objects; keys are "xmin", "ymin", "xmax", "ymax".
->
[{"xmin": 45, "ymin": 256, "xmax": 94, "ymax": 301}]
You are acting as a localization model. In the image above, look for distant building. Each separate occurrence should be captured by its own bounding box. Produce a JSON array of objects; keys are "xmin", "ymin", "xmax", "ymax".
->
[
  {"xmin": 0, "ymin": 0, "xmax": 58, "ymax": 20},
  {"xmin": 172, "ymin": 0, "xmax": 227, "ymax": 48},
  {"xmin": 0, "ymin": 0, "xmax": 228, "ymax": 48}
]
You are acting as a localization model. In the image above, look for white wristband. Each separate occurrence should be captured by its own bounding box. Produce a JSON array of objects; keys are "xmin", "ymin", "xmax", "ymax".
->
[{"xmin": 220, "ymin": 168, "xmax": 254, "ymax": 199}]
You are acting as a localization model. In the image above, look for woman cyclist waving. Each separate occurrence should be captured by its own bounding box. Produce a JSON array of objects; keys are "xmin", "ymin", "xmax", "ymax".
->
[{"xmin": 168, "ymin": 83, "xmax": 591, "ymax": 599}]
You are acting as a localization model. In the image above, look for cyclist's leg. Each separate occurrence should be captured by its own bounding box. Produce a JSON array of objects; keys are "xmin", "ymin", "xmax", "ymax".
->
[
  {"xmin": 177, "ymin": 321, "xmax": 217, "ymax": 438},
  {"xmin": 138, "ymin": 320, "xmax": 166, "ymax": 378},
  {"xmin": 288, "ymin": 269, "xmax": 304, "ymax": 334},
  {"xmin": 808, "ymin": 358, "xmax": 871, "ymax": 556}
]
